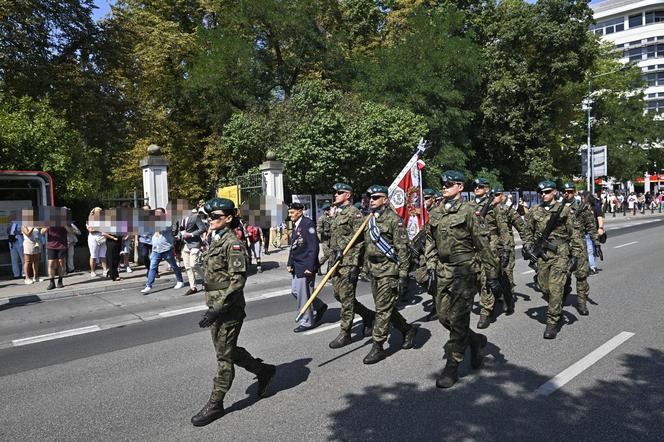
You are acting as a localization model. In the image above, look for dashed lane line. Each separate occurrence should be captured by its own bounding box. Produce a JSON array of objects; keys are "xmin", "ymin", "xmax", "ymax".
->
[
  {"xmin": 614, "ymin": 241, "xmax": 638, "ymax": 249},
  {"xmin": 522, "ymin": 269, "xmax": 536, "ymax": 275},
  {"xmin": 534, "ymin": 331, "xmax": 635, "ymax": 397},
  {"xmin": 12, "ymin": 326, "xmax": 102, "ymax": 347}
]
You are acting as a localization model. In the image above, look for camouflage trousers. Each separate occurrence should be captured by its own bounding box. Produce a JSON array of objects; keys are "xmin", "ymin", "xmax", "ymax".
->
[
  {"xmin": 538, "ymin": 253, "xmax": 570, "ymax": 325},
  {"xmin": 566, "ymin": 242, "xmax": 590, "ymax": 305},
  {"xmin": 504, "ymin": 248, "xmax": 516, "ymax": 294},
  {"xmin": 332, "ymin": 266, "xmax": 374, "ymax": 334},
  {"xmin": 370, "ymin": 276, "xmax": 409, "ymax": 343},
  {"xmin": 319, "ymin": 242, "xmax": 331, "ymax": 267},
  {"xmin": 436, "ymin": 264, "xmax": 482, "ymax": 362},
  {"xmin": 210, "ymin": 314, "xmax": 263, "ymax": 402}
]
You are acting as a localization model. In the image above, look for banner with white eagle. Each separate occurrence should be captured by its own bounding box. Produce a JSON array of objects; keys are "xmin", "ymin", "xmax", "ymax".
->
[{"xmin": 388, "ymin": 139, "xmax": 428, "ymax": 240}]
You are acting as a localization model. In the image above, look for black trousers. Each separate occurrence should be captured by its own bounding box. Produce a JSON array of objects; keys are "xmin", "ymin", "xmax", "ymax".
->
[{"xmin": 106, "ymin": 238, "xmax": 122, "ymax": 280}]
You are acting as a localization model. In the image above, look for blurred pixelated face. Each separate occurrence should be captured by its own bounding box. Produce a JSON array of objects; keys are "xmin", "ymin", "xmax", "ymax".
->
[{"xmin": 288, "ymin": 208, "xmax": 303, "ymax": 222}]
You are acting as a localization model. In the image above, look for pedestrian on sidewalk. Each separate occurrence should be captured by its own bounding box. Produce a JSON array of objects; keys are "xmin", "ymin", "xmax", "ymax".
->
[
  {"xmin": 87, "ymin": 207, "xmax": 109, "ymax": 278},
  {"xmin": 245, "ymin": 223, "xmax": 264, "ymax": 272},
  {"xmin": 179, "ymin": 208, "xmax": 206, "ymax": 296},
  {"xmin": 287, "ymin": 202, "xmax": 327, "ymax": 332},
  {"xmin": 141, "ymin": 207, "xmax": 184, "ymax": 294},
  {"xmin": 105, "ymin": 228, "xmax": 124, "ymax": 281},
  {"xmin": 41, "ymin": 220, "xmax": 74, "ymax": 290},
  {"xmin": 22, "ymin": 224, "xmax": 42, "ymax": 284},
  {"xmin": 6, "ymin": 214, "xmax": 24, "ymax": 279},
  {"xmin": 65, "ymin": 214, "xmax": 81, "ymax": 273}
]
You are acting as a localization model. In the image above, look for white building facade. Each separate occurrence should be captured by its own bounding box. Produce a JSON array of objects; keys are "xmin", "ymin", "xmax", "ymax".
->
[{"xmin": 592, "ymin": 0, "xmax": 664, "ymax": 113}]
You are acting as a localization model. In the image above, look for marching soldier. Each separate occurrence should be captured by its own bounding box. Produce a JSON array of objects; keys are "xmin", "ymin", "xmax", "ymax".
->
[
  {"xmin": 328, "ymin": 183, "xmax": 376, "ymax": 349},
  {"xmin": 561, "ymin": 182, "xmax": 597, "ymax": 316},
  {"xmin": 467, "ymin": 178, "xmax": 511, "ymax": 329},
  {"xmin": 415, "ymin": 188, "xmax": 437, "ymax": 320},
  {"xmin": 425, "ymin": 171, "xmax": 501, "ymax": 388},
  {"xmin": 496, "ymin": 188, "xmax": 533, "ymax": 313},
  {"xmin": 316, "ymin": 201, "xmax": 334, "ymax": 275},
  {"xmin": 361, "ymin": 185, "xmax": 418, "ymax": 364},
  {"xmin": 522, "ymin": 181, "xmax": 584, "ymax": 339},
  {"xmin": 191, "ymin": 198, "xmax": 276, "ymax": 427}
]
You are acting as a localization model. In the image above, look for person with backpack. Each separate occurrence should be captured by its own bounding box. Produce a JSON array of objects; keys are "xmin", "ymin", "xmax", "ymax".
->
[{"xmin": 245, "ymin": 223, "xmax": 264, "ymax": 273}]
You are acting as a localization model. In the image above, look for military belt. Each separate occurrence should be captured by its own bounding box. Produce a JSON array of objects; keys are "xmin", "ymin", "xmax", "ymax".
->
[
  {"xmin": 203, "ymin": 281, "xmax": 230, "ymax": 291},
  {"xmin": 447, "ymin": 252, "xmax": 476, "ymax": 265}
]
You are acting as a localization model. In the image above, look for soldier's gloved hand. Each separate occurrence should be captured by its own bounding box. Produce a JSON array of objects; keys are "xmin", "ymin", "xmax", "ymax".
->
[
  {"xmin": 567, "ymin": 256, "xmax": 578, "ymax": 273},
  {"xmin": 521, "ymin": 244, "xmax": 534, "ymax": 261},
  {"xmin": 594, "ymin": 244, "xmax": 602, "ymax": 257},
  {"xmin": 398, "ymin": 277, "xmax": 408, "ymax": 298},
  {"xmin": 426, "ymin": 269, "xmax": 436, "ymax": 294},
  {"xmin": 333, "ymin": 250, "xmax": 343, "ymax": 265},
  {"xmin": 348, "ymin": 265, "xmax": 360, "ymax": 285},
  {"xmin": 500, "ymin": 250, "xmax": 510, "ymax": 268},
  {"xmin": 198, "ymin": 307, "xmax": 220, "ymax": 328},
  {"xmin": 486, "ymin": 278, "xmax": 502, "ymax": 296}
]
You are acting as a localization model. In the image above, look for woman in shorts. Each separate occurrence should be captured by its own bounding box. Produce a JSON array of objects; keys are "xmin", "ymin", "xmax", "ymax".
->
[
  {"xmin": 87, "ymin": 207, "xmax": 109, "ymax": 277},
  {"xmin": 22, "ymin": 225, "xmax": 42, "ymax": 284}
]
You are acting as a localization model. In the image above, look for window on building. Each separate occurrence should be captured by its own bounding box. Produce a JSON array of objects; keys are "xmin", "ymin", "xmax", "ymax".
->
[
  {"xmin": 596, "ymin": 17, "xmax": 625, "ymax": 34},
  {"xmin": 659, "ymin": 72, "xmax": 664, "ymax": 85},
  {"xmin": 645, "ymin": 73, "xmax": 656, "ymax": 86},
  {"xmin": 645, "ymin": 11, "xmax": 664, "ymax": 24},
  {"xmin": 629, "ymin": 47, "xmax": 642, "ymax": 62},
  {"xmin": 647, "ymin": 44, "xmax": 656, "ymax": 58},
  {"xmin": 629, "ymin": 13, "xmax": 643, "ymax": 28},
  {"xmin": 659, "ymin": 44, "xmax": 664, "ymax": 56}
]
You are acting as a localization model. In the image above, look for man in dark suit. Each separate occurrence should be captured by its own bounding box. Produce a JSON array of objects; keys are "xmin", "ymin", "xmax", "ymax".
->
[{"xmin": 287, "ymin": 202, "xmax": 328, "ymax": 332}]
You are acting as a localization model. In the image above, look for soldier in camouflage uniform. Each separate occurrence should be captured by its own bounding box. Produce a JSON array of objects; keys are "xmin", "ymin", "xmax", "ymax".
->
[
  {"xmin": 467, "ymin": 178, "xmax": 511, "ymax": 329},
  {"xmin": 191, "ymin": 198, "xmax": 276, "ymax": 427},
  {"xmin": 328, "ymin": 183, "xmax": 376, "ymax": 349},
  {"xmin": 415, "ymin": 188, "xmax": 437, "ymax": 320},
  {"xmin": 361, "ymin": 185, "xmax": 418, "ymax": 364},
  {"xmin": 316, "ymin": 201, "xmax": 334, "ymax": 275},
  {"xmin": 522, "ymin": 181, "xmax": 585, "ymax": 339},
  {"xmin": 496, "ymin": 188, "xmax": 533, "ymax": 313},
  {"xmin": 561, "ymin": 183, "xmax": 598, "ymax": 316},
  {"xmin": 425, "ymin": 171, "xmax": 502, "ymax": 388}
]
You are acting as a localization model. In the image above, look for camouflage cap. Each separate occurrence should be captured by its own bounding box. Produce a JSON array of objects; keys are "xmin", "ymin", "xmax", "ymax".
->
[
  {"xmin": 333, "ymin": 182, "xmax": 353, "ymax": 192},
  {"xmin": 537, "ymin": 180, "xmax": 557, "ymax": 192},
  {"xmin": 473, "ymin": 177, "xmax": 490, "ymax": 187},
  {"xmin": 423, "ymin": 188, "xmax": 436, "ymax": 197},
  {"xmin": 440, "ymin": 170, "xmax": 465, "ymax": 184},
  {"xmin": 366, "ymin": 184, "xmax": 389, "ymax": 195},
  {"xmin": 204, "ymin": 197, "xmax": 235, "ymax": 213},
  {"xmin": 561, "ymin": 181, "xmax": 575, "ymax": 191}
]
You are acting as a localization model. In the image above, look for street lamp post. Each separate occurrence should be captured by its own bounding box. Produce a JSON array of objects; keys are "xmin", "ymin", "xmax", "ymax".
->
[{"xmin": 586, "ymin": 65, "xmax": 631, "ymax": 193}]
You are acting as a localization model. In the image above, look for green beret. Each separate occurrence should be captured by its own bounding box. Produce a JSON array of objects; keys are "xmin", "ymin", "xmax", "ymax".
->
[
  {"xmin": 366, "ymin": 184, "xmax": 389, "ymax": 195},
  {"xmin": 440, "ymin": 170, "xmax": 465, "ymax": 184},
  {"xmin": 561, "ymin": 181, "xmax": 575, "ymax": 191},
  {"xmin": 473, "ymin": 177, "xmax": 490, "ymax": 187},
  {"xmin": 492, "ymin": 186, "xmax": 504, "ymax": 194},
  {"xmin": 204, "ymin": 197, "xmax": 235, "ymax": 213},
  {"xmin": 321, "ymin": 201, "xmax": 332, "ymax": 210},
  {"xmin": 423, "ymin": 188, "xmax": 436, "ymax": 197},
  {"xmin": 333, "ymin": 182, "xmax": 353, "ymax": 192},
  {"xmin": 353, "ymin": 202, "xmax": 362, "ymax": 209},
  {"xmin": 434, "ymin": 191, "xmax": 442, "ymax": 199},
  {"xmin": 537, "ymin": 180, "xmax": 556, "ymax": 192}
]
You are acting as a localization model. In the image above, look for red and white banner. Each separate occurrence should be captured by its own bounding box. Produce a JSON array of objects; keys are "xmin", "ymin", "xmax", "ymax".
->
[{"xmin": 388, "ymin": 139, "xmax": 428, "ymax": 240}]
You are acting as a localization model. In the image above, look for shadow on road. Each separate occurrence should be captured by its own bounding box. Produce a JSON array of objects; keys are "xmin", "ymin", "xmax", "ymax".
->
[
  {"xmin": 0, "ymin": 294, "xmax": 42, "ymax": 311},
  {"xmin": 327, "ymin": 348, "xmax": 664, "ymax": 440}
]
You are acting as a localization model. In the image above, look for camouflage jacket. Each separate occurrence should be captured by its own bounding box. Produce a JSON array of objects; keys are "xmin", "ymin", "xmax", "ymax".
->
[
  {"xmin": 329, "ymin": 203, "xmax": 365, "ymax": 267},
  {"xmin": 425, "ymin": 199, "xmax": 499, "ymax": 280},
  {"xmin": 500, "ymin": 204, "xmax": 533, "ymax": 247},
  {"xmin": 316, "ymin": 213, "xmax": 333, "ymax": 245},
  {"xmin": 363, "ymin": 207, "xmax": 410, "ymax": 278},
  {"xmin": 467, "ymin": 197, "xmax": 511, "ymax": 253},
  {"xmin": 202, "ymin": 227, "xmax": 248, "ymax": 314},
  {"xmin": 525, "ymin": 202, "xmax": 584, "ymax": 260},
  {"xmin": 564, "ymin": 200, "xmax": 599, "ymax": 244}
]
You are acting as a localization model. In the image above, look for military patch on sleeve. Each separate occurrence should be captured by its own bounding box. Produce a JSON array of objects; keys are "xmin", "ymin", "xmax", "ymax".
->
[
  {"xmin": 475, "ymin": 211, "xmax": 481, "ymax": 217},
  {"xmin": 308, "ymin": 226, "xmax": 316, "ymax": 234},
  {"xmin": 229, "ymin": 251, "xmax": 246, "ymax": 272},
  {"xmin": 356, "ymin": 213, "xmax": 362, "ymax": 218},
  {"xmin": 232, "ymin": 244, "xmax": 241, "ymax": 251}
]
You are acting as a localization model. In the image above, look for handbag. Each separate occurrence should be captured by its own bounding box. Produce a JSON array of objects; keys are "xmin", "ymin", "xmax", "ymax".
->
[{"xmin": 95, "ymin": 234, "xmax": 106, "ymax": 246}]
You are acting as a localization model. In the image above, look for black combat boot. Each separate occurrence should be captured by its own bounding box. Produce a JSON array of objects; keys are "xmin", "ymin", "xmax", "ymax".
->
[
  {"xmin": 255, "ymin": 361, "xmax": 276, "ymax": 398},
  {"xmin": 363, "ymin": 341, "xmax": 386, "ymax": 364},
  {"xmin": 575, "ymin": 302, "xmax": 589, "ymax": 316},
  {"xmin": 543, "ymin": 323, "xmax": 558, "ymax": 339},
  {"xmin": 477, "ymin": 314, "xmax": 490, "ymax": 329},
  {"xmin": 401, "ymin": 326, "xmax": 418, "ymax": 350},
  {"xmin": 362, "ymin": 313, "xmax": 375, "ymax": 337},
  {"xmin": 329, "ymin": 332, "xmax": 352, "ymax": 349},
  {"xmin": 470, "ymin": 333, "xmax": 488, "ymax": 369},
  {"xmin": 47, "ymin": 279, "xmax": 56, "ymax": 290},
  {"xmin": 436, "ymin": 357, "xmax": 460, "ymax": 389},
  {"xmin": 191, "ymin": 395, "xmax": 225, "ymax": 427},
  {"xmin": 504, "ymin": 292, "xmax": 515, "ymax": 315},
  {"xmin": 57, "ymin": 277, "xmax": 64, "ymax": 288}
]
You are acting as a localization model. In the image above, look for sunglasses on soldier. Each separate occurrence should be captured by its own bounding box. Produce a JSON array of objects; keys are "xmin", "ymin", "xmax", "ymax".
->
[
  {"xmin": 370, "ymin": 195, "xmax": 386, "ymax": 200},
  {"xmin": 540, "ymin": 189, "xmax": 554, "ymax": 195},
  {"xmin": 335, "ymin": 190, "xmax": 349, "ymax": 195},
  {"xmin": 442, "ymin": 181, "xmax": 457, "ymax": 188},
  {"xmin": 208, "ymin": 212, "xmax": 224, "ymax": 220}
]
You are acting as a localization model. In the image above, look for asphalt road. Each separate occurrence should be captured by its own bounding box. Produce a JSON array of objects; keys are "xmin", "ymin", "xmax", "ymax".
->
[{"xmin": 1, "ymin": 220, "xmax": 663, "ymax": 441}]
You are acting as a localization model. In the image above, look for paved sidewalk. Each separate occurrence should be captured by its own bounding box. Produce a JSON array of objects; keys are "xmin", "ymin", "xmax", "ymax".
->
[{"xmin": 0, "ymin": 246, "xmax": 291, "ymax": 304}]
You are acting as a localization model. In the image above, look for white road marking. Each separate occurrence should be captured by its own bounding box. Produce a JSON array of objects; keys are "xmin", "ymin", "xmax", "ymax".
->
[
  {"xmin": 248, "ymin": 289, "xmax": 292, "ymax": 302},
  {"xmin": 303, "ymin": 318, "xmax": 361, "ymax": 335},
  {"xmin": 158, "ymin": 305, "xmax": 208, "ymax": 318},
  {"xmin": 522, "ymin": 269, "xmax": 536, "ymax": 275},
  {"xmin": 515, "ymin": 245, "xmax": 523, "ymax": 250},
  {"xmin": 12, "ymin": 325, "xmax": 102, "ymax": 347},
  {"xmin": 614, "ymin": 241, "xmax": 638, "ymax": 249},
  {"xmin": 534, "ymin": 331, "xmax": 635, "ymax": 397}
]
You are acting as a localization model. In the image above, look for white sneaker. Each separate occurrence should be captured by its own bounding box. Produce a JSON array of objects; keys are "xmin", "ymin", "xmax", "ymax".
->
[
  {"xmin": 24, "ymin": 279, "xmax": 33, "ymax": 285},
  {"xmin": 141, "ymin": 286, "xmax": 152, "ymax": 294},
  {"xmin": 126, "ymin": 267, "xmax": 133, "ymax": 273},
  {"xmin": 90, "ymin": 272, "xmax": 96, "ymax": 278},
  {"xmin": 173, "ymin": 281, "xmax": 184, "ymax": 289}
]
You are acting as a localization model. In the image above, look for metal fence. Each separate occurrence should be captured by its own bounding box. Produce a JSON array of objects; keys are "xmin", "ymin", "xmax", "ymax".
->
[{"xmin": 237, "ymin": 173, "xmax": 265, "ymax": 203}]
